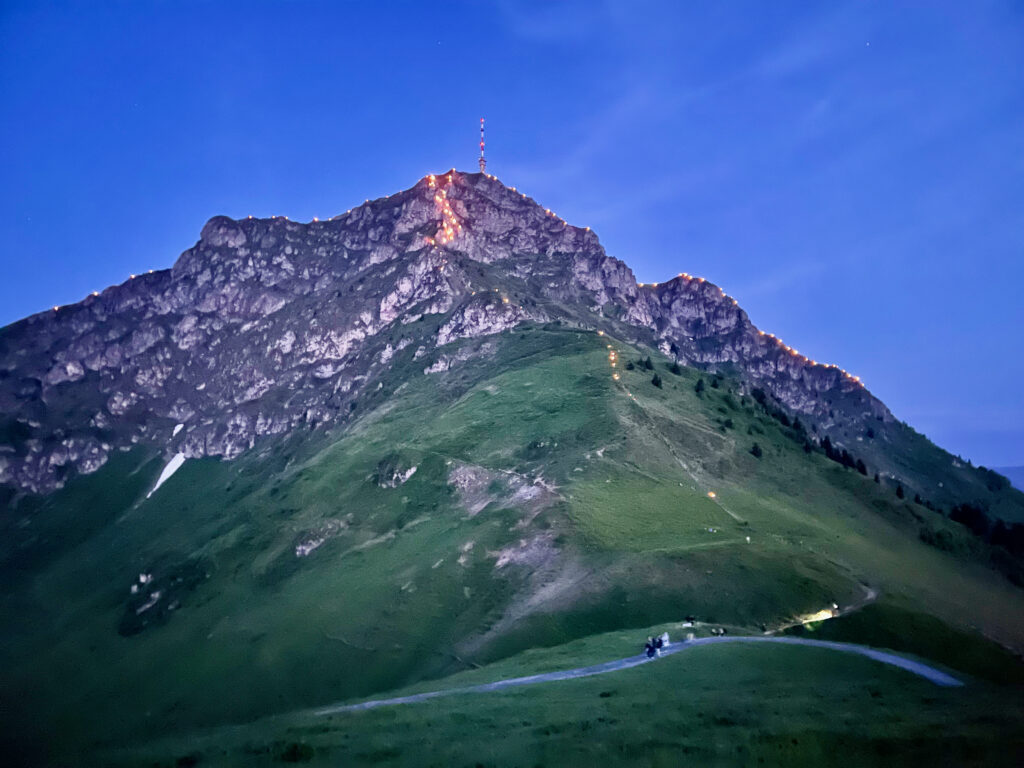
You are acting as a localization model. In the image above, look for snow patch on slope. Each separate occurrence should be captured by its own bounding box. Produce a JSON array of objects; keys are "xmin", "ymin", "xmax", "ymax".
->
[{"xmin": 147, "ymin": 453, "xmax": 186, "ymax": 498}]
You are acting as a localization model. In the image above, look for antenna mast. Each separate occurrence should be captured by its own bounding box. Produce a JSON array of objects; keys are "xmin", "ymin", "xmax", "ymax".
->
[{"xmin": 478, "ymin": 118, "xmax": 486, "ymax": 174}]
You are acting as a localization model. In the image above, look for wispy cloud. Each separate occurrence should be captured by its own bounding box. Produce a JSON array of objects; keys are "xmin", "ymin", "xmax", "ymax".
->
[
  {"xmin": 747, "ymin": 1, "xmax": 863, "ymax": 81},
  {"xmin": 729, "ymin": 260, "xmax": 827, "ymax": 301},
  {"xmin": 754, "ymin": 36, "xmax": 834, "ymax": 80},
  {"xmin": 503, "ymin": 85, "xmax": 655, "ymax": 187},
  {"xmin": 496, "ymin": 0, "xmax": 613, "ymax": 43}
]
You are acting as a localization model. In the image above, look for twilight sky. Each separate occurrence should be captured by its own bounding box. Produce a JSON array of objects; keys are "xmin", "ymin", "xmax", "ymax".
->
[{"xmin": 1, "ymin": 1, "xmax": 1022, "ymax": 466}]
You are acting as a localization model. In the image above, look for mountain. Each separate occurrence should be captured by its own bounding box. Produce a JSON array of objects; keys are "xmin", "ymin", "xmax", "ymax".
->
[
  {"xmin": 1, "ymin": 170, "xmax": 1023, "ymax": 764},
  {"xmin": 0, "ymin": 171, "xmax": 1012, "ymax": 514},
  {"xmin": 1, "ymin": 170, "xmax": 887, "ymax": 495}
]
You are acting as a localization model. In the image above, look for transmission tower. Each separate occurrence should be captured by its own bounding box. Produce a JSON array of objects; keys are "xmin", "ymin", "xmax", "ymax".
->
[{"xmin": 479, "ymin": 118, "xmax": 486, "ymax": 174}]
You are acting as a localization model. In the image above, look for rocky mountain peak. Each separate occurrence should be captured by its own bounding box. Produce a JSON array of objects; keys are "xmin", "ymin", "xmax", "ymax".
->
[{"xmin": 0, "ymin": 170, "xmax": 888, "ymax": 495}]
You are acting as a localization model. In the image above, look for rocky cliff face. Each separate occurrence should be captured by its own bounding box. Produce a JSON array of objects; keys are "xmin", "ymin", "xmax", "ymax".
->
[{"xmin": 0, "ymin": 170, "xmax": 889, "ymax": 494}]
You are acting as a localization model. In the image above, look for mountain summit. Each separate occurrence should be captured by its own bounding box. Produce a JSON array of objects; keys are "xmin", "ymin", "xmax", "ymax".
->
[{"xmin": 1, "ymin": 170, "xmax": 886, "ymax": 495}]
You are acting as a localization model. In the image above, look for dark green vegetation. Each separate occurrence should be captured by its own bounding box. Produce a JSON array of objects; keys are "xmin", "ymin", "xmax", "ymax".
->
[
  {"xmin": 2, "ymin": 326, "xmax": 1023, "ymax": 765},
  {"xmin": 784, "ymin": 602, "xmax": 1024, "ymax": 685}
]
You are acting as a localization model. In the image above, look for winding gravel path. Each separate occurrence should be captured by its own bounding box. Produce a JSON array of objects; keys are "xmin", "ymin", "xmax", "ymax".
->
[{"xmin": 314, "ymin": 635, "xmax": 962, "ymax": 716}]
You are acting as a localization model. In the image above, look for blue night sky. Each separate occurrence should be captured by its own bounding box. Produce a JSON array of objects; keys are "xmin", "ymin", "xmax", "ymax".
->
[{"xmin": 1, "ymin": 1, "xmax": 1022, "ymax": 466}]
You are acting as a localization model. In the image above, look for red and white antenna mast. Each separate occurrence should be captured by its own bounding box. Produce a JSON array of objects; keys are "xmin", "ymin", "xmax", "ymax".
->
[{"xmin": 478, "ymin": 118, "xmax": 486, "ymax": 174}]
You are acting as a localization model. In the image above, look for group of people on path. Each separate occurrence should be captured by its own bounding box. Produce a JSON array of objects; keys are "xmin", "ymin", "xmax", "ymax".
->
[{"xmin": 644, "ymin": 632, "xmax": 670, "ymax": 658}]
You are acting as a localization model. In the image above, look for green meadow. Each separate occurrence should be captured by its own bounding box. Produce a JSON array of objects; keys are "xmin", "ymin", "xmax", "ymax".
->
[
  {"xmin": 1, "ymin": 325, "xmax": 1022, "ymax": 765},
  {"xmin": 111, "ymin": 623, "xmax": 1024, "ymax": 767}
]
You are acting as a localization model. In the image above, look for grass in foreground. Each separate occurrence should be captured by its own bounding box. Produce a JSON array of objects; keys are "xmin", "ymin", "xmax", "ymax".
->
[{"xmin": 110, "ymin": 633, "xmax": 1024, "ymax": 768}]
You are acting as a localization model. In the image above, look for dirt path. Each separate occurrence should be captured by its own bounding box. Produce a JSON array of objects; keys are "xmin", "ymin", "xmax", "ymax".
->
[{"xmin": 314, "ymin": 635, "xmax": 962, "ymax": 716}]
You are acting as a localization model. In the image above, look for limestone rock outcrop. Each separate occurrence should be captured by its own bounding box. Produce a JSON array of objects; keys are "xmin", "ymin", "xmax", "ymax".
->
[{"xmin": 0, "ymin": 171, "xmax": 888, "ymax": 494}]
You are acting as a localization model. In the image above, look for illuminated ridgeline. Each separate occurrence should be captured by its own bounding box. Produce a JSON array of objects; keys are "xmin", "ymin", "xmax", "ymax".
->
[
  {"xmin": 755, "ymin": 327, "xmax": 864, "ymax": 388},
  {"xmin": 63, "ymin": 194, "xmax": 383, "ymax": 311},
  {"xmin": 65, "ymin": 206, "xmax": 339, "ymax": 310},
  {"xmin": 54, "ymin": 269, "xmax": 161, "ymax": 312},
  {"xmin": 637, "ymin": 272, "xmax": 865, "ymax": 391}
]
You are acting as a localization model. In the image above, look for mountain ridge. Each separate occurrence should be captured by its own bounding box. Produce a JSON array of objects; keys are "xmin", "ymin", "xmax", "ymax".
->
[{"xmin": 1, "ymin": 170, "xmax": 891, "ymax": 496}]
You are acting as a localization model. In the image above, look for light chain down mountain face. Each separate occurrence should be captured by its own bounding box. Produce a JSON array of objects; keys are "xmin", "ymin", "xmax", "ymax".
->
[{"xmin": 0, "ymin": 170, "xmax": 886, "ymax": 495}]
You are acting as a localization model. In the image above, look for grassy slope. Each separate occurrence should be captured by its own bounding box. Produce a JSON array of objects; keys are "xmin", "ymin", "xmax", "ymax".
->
[{"xmin": 1, "ymin": 325, "xmax": 1022, "ymax": 765}]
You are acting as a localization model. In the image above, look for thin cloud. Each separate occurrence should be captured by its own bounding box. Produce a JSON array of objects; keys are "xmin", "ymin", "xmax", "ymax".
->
[
  {"xmin": 504, "ymin": 86, "xmax": 655, "ymax": 186},
  {"xmin": 754, "ymin": 36, "xmax": 833, "ymax": 80},
  {"xmin": 730, "ymin": 260, "xmax": 827, "ymax": 300},
  {"xmin": 496, "ymin": 0, "xmax": 612, "ymax": 42},
  {"xmin": 746, "ymin": 1, "xmax": 863, "ymax": 81}
]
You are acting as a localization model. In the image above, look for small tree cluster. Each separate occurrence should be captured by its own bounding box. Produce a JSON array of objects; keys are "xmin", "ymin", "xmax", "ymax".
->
[
  {"xmin": 750, "ymin": 442, "xmax": 763, "ymax": 458},
  {"xmin": 950, "ymin": 502, "xmax": 989, "ymax": 537},
  {"xmin": 992, "ymin": 521, "xmax": 1024, "ymax": 557},
  {"xmin": 978, "ymin": 467, "xmax": 1009, "ymax": 493},
  {"xmin": 821, "ymin": 436, "xmax": 868, "ymax": 475}
]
